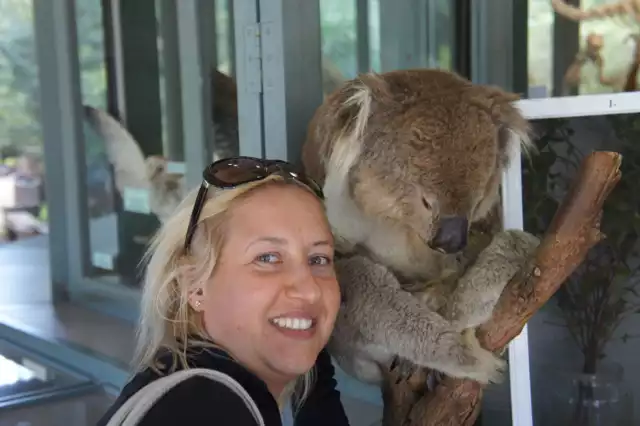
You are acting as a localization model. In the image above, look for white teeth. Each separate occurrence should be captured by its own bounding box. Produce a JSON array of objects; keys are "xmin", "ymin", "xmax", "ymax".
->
[{"xmin": 271, "ymin": 317, "xmax": 313, "ymax": 330}]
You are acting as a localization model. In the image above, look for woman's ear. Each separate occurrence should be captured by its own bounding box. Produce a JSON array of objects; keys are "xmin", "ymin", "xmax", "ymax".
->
[
  {"xmin": 176, "ymin": 259, "xmax": 205, "ymax": 311},
  {"xmin": 189, "ymin": 287, "xmax": 205, "ymax": 311}
]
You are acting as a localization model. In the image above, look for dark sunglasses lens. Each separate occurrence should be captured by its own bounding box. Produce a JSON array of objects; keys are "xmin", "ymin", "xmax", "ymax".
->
[
  {"xmin": 265, "ymin": 163, "xmax": 323, "ymax": 198},
  {"xmin": 210, "ymin": 158, "xmax": 266, "ymax": 185}
]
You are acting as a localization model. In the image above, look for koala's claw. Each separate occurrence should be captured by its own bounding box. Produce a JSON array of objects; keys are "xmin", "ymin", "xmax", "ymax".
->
[
  {"xmin": 389, "ymin": 356, "xmax": 419, "ymax": 384},
  {"xmin": 426, "ymin": 370, "xmax": 445, "ymax": 391},
  {"xmin": 389, "ymin": 356, "xmax": 445, "ymax": 389}
]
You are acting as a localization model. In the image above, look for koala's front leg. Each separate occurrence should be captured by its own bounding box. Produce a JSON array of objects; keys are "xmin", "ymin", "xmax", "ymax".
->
[
  {"xmin": 443, "ymin": 229, "xmax": 540, "ymax": 331},
  {"xmin": 336, "ymin": 255, "xmax": 506, "ymax": 385}
]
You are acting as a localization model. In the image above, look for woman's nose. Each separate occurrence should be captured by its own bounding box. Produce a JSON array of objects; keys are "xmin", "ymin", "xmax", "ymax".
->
[{"xmin": 285, "ymin": 266, "xmax": 322, "ymax": 303}]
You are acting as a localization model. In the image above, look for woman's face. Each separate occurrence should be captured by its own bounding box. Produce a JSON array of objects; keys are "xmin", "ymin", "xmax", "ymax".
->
[{"xmin": 198, "ymin": 184, "xmax": 340, "ymax": 395}]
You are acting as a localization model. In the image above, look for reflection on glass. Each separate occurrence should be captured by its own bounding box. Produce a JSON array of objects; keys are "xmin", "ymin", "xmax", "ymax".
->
[
  {"xmin": 0, "ymin": 0, "xmax": 47, "ymax": 244},
  {"xmin": 0, "ymin": 340, "xmax": 84, "ymax": 401},
  {"xmin": 0, "ymin": 354, "xmax": 37, "ymax": 389},
  {"xmin": 80, "ymin": 1, "xmax": 239, "ymax": 288},
  {"xmin": 528, "ymin": 0, "xmax": 640, "ymax": 97},
  {"xmin": 523, "ymin": 113, "xmax": 639, "ymax": 425},
  {"xmin": 0, "ymin": 339, "xmax": 113, "ymax": 425}
]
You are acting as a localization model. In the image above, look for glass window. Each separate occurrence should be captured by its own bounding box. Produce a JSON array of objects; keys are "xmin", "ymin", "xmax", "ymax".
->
[
  {"xmin": 528, "ymin": 0, "xmax": 640, "ymax": 98},
  {"xmin": 317, "ymin": 5, "xmax": 457, "ymax": 119},
  {"xmin": 319, "ymin": 0, "xmax": 453, "ymax": 95},
  {"xmin": 522, "ymin": 111, "xmax": 639, "ymax": 425},
  {"xmin": 79, "ymin": 1, "xmax": 239, "ymax": 289},
  {"xmin": 0, "ymin": 0, "xmax": 46, "ymax": 245}
]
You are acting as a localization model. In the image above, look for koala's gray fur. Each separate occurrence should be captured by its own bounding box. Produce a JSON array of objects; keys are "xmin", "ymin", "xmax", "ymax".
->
[
  {"xmin": 301, "ymin": 68, "xmax": 540, "ymax": 386},
  {"xmin": 329, "ymin": 229, "xmax": 539, "ymax": 385}
]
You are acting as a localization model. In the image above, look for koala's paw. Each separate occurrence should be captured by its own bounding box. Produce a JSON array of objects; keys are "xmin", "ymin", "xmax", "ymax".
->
[
  {"xmin": 413, "ymin": 271, "xmax": 458, "ymax": 312},
  {"xmin": 457, "ymin": 329, "xmax": 507, "ymax": 385},
  {"xmin": 495, "ymin": 229, "xmax": 540, "ymax": 259},
  {"xmin": 417, "ymin": 282, "xmax": 449, "ymax": 312}
]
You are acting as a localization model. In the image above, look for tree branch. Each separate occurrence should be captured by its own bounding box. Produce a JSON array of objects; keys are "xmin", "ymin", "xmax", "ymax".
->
[{"xmin": 382, "ymin": 151, "xmax": 623, "ymax": 426}]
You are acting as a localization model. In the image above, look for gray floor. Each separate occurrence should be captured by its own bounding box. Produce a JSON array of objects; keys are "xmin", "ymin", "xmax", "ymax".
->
[
  {"xmin": 0, "ymin": 303, "xmax": 135, "ymax": 367},
  {"xmin": 0, "ymin": 235, "xmax": 52, "ymax": 304},
  {"xmin": 1, "ymin": 391, "xmax": 114, "ymax": 426},
  {"xmin": 0, "ymin": 336, "xmax": 115, "ymax": 426}
]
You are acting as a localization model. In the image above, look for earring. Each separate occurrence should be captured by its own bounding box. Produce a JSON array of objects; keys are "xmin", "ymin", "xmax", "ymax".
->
[{"xmin": 191, "ymin": 288, "xmax": 204, "ymax": 310}]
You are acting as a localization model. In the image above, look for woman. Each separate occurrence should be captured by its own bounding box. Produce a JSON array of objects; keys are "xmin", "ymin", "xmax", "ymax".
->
[{"xmin": 97, "ymin": 156, "xmax": 349, "ymax": 425}]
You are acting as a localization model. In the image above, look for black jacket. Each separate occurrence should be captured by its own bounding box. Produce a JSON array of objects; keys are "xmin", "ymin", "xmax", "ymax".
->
[{"xmin": 96, "ymin": 345, "xmax": 350, "ymax": 426}]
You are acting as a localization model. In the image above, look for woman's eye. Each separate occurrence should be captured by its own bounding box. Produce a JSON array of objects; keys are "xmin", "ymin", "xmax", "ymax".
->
[
  {"xmin": 309, "ymin": 255, "xmax": 332, "ymax": 266},
  {"xmin": 256, "ymin": 253, "xmax": 280, "ymax": 264}
]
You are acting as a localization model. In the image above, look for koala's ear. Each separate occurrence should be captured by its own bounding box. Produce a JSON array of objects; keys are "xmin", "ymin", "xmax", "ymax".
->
[
  {"xmin": 84, "ymin": 105, "xmax": 151, "ymax": 193},
  {"xmin": 302, "ymin": 73, "xmax": 391, "ymax": 186},
  {"xmin": 465, "ymin": 86, "xmax": 534, "ymax": 165}
]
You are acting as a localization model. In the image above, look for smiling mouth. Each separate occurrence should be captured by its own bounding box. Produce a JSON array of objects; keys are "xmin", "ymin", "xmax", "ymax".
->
[{"xmin": 269, "ymin": 317, "xmax": 315, "ymax": 331}]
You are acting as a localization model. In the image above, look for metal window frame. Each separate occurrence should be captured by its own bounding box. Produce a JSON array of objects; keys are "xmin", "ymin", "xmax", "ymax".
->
[
  {"xmin": 34, "ymin": 0, "xmax": 91, "ymax": 301},
  {"xmin": 453, "ymin": 0, "xmax": 472, "ymax": 78},
  {"xmin": 258, "ymin": 0, "xmax": 324, "ymax": 164},
  {"xmin": 159, "ymin": 0, "xmax": 186, "ymax": 161},
  {"xmin": 472, "ymin": 2, "xmax": 535, "ymax": 425},
  {"xmin": 356, "ymin": 0, "xmax": 370, "ymax": 73},
  {"xmin": 233, "ymin": 0, "xmax": 265, "ymax": 159},
  {"xmin": 500, "ymin": 123, "xmax": 534, "ymax": 426},
  {"xmin": 176, "ymin": 0, "xmax": 217, "ymax": 188}
]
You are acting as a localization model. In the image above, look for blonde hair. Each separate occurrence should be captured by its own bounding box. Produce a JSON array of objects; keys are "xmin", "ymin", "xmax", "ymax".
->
[{"xmin": 133, "ymin": 174, "xmax": 320, "ymax": 413}]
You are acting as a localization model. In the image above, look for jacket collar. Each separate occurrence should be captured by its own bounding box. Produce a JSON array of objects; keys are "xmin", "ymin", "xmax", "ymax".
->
[{"xmin": 154, "ymin": 342, "xmax": 283, "ymax": 425}]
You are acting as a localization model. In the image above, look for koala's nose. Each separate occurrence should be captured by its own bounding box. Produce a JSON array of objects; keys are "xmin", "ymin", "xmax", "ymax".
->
[{"xmin": 430, "ymin": 216, "xmax": 469, "ymax": 254}]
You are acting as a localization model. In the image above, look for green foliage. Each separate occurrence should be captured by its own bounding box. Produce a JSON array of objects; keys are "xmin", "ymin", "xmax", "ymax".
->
[
  {"xmin": 0, "ymin": 0, "xmax": 40, "ymax": 152},
  {"xmin": 523, "ymin": 116, "xmax": 640, "ymax": 373},
  {"xmin": 0, "ymin": 0, "xmax": 107, "ymax": 163}
]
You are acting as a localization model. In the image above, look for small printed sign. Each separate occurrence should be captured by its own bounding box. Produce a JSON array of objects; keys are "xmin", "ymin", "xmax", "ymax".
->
[
  {"xmin": 166, "ymin": 161, "xmax": 186, "ymax": 175},
  {"xmin": 123, "ymin": 187, "xmax": 151, "ymax": 214},
  {"xmin": 92, "ymin": 251, "xmax": 114, "ymax": 271}
]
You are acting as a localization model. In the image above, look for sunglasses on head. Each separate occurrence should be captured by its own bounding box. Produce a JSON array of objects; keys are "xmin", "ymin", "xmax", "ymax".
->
[{"xmin": 183, "ymin": 156, "xmax": 324, "ymax": 252}]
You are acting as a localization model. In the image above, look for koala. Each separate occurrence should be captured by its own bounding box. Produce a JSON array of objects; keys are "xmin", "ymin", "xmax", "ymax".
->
[{"xmin": 301, "ymin": 68, "xmax": 540, "ymax": 385}]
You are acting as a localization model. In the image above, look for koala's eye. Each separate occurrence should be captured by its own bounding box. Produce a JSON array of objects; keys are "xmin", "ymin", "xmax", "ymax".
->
[{"xmin": 422, "ymin": 197, "xmax": 432, "ymax": 210}]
